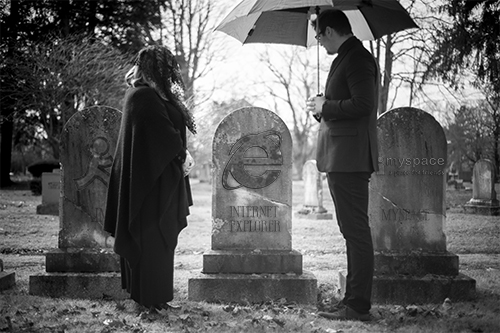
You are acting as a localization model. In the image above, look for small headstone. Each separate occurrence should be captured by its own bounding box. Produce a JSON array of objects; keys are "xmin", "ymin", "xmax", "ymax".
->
[
  {"xmin": 0, "ymin": 258, "xmax": 16, "ymax": 291},
  {"xmin": 357, "ymin": 107, "xmax": 476, "ymax": 304},
  {"xmin": 36, "ymin": 170, "xmax": 60, "ymax": 215},
  {"xmin": 464, "ymin": 159, "xmax": 500, "ymax": 216},
  {"xmin": 198, "ymin": 163, "xmax": 212, "ymax": 183},
  {"xmin": 189, "ymin": 107, "xmax": 316, "ymax": 304},
  {"xmin": 30, "ymin": 106, "xmax": 127, "ymax": 299},
  {"xmin": 295, "ymin": 160, "xmax": 332, "ymax": 220}
]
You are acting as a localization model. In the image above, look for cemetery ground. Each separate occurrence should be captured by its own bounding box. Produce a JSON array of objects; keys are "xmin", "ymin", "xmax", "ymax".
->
[{"xmin": 1, "ymin": 179, "xmax": 499, "ymax": 333}]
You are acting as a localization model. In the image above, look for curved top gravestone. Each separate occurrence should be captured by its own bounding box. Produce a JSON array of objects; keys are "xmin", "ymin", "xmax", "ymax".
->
[
  {"xmin": 211, "ymin": 107, "xmax": 293, "ymax": 250},
  {"xmin": 59, "ymin": 106, "xmax": 122, "ymax": 248},
  {"xmin": 369, "ymin": 107, "xmax": 447, "ymax": 253}
]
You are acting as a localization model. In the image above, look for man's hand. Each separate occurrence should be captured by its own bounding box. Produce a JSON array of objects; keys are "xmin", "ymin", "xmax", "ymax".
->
[{"xmin": 306, "ymin": 95, "xmax": 325, "ymax": 115}]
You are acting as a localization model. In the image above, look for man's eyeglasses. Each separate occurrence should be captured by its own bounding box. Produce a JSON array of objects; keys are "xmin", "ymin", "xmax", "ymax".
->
[{"xmin": 315, "ymin": 32, "xmax": 323, "ymax": 41}]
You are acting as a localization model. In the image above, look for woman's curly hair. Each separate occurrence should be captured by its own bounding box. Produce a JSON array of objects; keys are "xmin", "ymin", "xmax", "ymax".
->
[{"xmin": 125, "ymin": 45, "xmax": 196, "ymax": 134}]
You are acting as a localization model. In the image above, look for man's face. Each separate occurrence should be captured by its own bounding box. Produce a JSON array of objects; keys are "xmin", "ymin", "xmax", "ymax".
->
[{"xmin": 316, "ymin": 26, "xmax": 343, "ymax": 55}]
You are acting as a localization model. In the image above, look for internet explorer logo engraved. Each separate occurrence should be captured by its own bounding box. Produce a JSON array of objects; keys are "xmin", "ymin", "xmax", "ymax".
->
[{"xmin": 222, "ymin": 130, "xmax": 283, "ymax": 190}]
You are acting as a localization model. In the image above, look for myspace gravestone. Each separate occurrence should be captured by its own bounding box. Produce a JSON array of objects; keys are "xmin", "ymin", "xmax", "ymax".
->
[
  {"xmin": 355, "ymin": 107, "xmax": 475, "ymax": 304},
  {"xmin": 188, "ymin": 107, "xmax": 317, "ymax": 304},
  {"xmin": 36, "ymin": 170, "xmax": 60, "ymax": 215},
  {"xmin": 295, "ymin": 160, "xmax": 332, "ymax": 220},
  {"xmin": 464, "ymin": 159, "xmax": 500, "ymax": 216},
  {"xmin": 30, "ymin": 106, "xmax": 127, "ymax": 299},
  {"xmin": 0, "ymin": 258, "xmax": 15, "ymax": 291}
]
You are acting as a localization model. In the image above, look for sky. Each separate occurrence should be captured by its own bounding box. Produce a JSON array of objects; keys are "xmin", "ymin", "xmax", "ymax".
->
[{"xmin": 197, "ymin": 0, "xmax": 485, "ymax": 127}]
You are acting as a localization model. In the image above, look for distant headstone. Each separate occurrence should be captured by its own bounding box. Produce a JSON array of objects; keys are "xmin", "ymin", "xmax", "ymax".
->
[
  {"xmin": 464, "ymin": 159, "xmax": 499, "ymax": 216},
  {"xmin": 295, "ymin": 160, "xmax": 332, "ymax": 220},
  {"xmin": 0, "ymin": 258, "xmax": 16, "ymax": 291},
  {"xmin": 36, "ymin": 170, "xmax": 60, "ymax": 215},
  {"xmin": 189, "ymin": 107, "xmax": 316, "ymax": 304},
  {"xmin": 198, "ymin": 163, "xmax": 212, "ymax": 183},
  {"xmin": 357, "ymin": 107, "xmax": 476, "ymax": 304},
  {"xmin": 30, "ymin": 106, "xmax": 127, "ymax": 299}
]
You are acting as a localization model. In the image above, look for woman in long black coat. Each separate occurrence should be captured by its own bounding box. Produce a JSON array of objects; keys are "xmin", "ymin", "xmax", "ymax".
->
[{"xmin": 104, "ymin": 46, "xmax": 196, "ymax": 310}]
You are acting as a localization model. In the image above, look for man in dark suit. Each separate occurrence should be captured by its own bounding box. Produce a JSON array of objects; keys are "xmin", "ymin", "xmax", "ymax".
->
[{"xmin": 306, "ymin": 9, "xmax": 379, "ymax": 321}]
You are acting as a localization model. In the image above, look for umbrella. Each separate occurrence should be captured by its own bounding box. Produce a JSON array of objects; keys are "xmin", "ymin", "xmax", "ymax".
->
[{"xmin": 215, "ymin": 0, "xmax": 418, "ymax": 93}]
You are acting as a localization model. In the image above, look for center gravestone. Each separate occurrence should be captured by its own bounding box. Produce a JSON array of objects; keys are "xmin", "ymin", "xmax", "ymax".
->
[
  {"xmin": 360, "ymin": 107, "xmax": 476, "ymax": 304},
  {"xmin": 188, "ymin": 107, "xmax": 317, "ymax": 304},
  {"xmin": 30, "ymin": 106, "xmax": 126, "ymax": 299}
]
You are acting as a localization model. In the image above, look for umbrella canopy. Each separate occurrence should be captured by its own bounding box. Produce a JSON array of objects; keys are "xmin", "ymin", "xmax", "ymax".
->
[{"xmin": 216, "ymin": 0, "xmax": 418, "ymax": 46}]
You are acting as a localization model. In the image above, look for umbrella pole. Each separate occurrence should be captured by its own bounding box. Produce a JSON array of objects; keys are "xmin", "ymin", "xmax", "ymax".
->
[{"xmin": 315, "ymin": 6, "xmax": 320, "ymax": 96}]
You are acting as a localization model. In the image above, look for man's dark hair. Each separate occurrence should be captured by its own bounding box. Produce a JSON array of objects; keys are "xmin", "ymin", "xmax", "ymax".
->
[{"xmin": 311, "ymin": 9, "xmax": 353, "ymax": 36}]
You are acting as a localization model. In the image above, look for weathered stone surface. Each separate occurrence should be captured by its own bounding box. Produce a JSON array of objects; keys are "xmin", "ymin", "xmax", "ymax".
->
[
  {"xmin": 370, "ymin": 108, "xmax": 447, "ymax": 253},
  {"xmin": 364, "ymin": 107, "xmax": 475, "ymax": 304},
  {"xmin": 29, "ymin": 106, "xmax": 123, "ymax": 299},
  {"xmin": 202, "ymin": 250, "xmax": 302, "ymax": 274},
  {"xmin": 339, "ymin": 271, "xmax": 476, "ymax": 304},
  {"xmin": 464, "ymin": 159, "xmax": 499, "ymax": 216},
  {"xmin": 211, "ymin": 107, "xmax": 293, "ymax": 251},
  {"xmin": 0, "ymin": 271, "xmax": 16, "ymax": 291},
  {"xmin": 36, "ymin": 171, "xmax": 60, "ymax": 216},
  {"xmin": 29, "ymin": 273, "xmax": 128, "ymax": 299},
  {"xmin": 295, "ymin": 160, "xmax": 332, "ymax": 220},
  {"xmin": 45, "ymin": 249, "xmax": 120, "ymax": 273},
  {"xmin": 374, "ymin": 252, "xmax": 459, "ymax": 276},
  {"xmin": 59, "ymin": 106, "xmax": 121, "ymax": 249},
  {"xmin": 189, "ymin": 107, "xmax": 316, "ymax": 304},
  {"xmin": 189, "ymin": 271, "xmax": 317, "ymax": 305}
]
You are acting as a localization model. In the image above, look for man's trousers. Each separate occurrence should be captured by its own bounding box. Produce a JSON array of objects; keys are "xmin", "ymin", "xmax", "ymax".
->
[{"xmin": 327, "ymin": 172, "xmax": 374, "ymax": 314}]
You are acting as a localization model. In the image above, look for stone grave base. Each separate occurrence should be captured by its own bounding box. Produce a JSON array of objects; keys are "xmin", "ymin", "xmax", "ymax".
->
[
  {"xmin": 338, "ymin": 271, "xmax": 476, "ymax": 304},
  {"xmin": 202, "ymin": 250, "xmax": 303, "ymax": 274},
  {"xmin": 464, "ymin": 203, "xmax": 500, "ymax": 216},
  {"xmin": 45, "ymin": 248, "xmax": 120, "ymax": 272},
  {"xmin": 294, "ymin": 211, "xmax": 333, "ymax": 220},
  {"xmin": 36, "ymin": 203, "xmax": 59, "ymax": 216},
  {"xmin": 29, "ymin": 248, "xmax": 124, "ymax": 299},
  {"xmin": 374, "ymin": 252, "xmax": 459, "ymax": 276},
  {"xmin": 188, "ymin": 271, "xmax": 317, "ymax": 304},
  {"xmin": 30, "ymin": 272, "xmax": 128, "ymax": 299},
  {"xmin": 0, "ymin": 271, "xmax": 16, "ymax": 291}
]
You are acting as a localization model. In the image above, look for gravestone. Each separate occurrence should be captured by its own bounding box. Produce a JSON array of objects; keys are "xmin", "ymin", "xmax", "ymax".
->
[
  {"xmin": 188, "ymin": 107, "xmax": 317, "ymax": 304},
  {"xmin": 295, "ymin": 160, "xmax": 332, "ymax": 220},
  {"xmin": 36, "ymin": 169, "xmax": 60, "ymax": 215},
  {"xmin": 198, "ymin": 163, "xmax": 212, "ymax": 183},
  {"xmin": 347, "ymin": 107, "xmax": 475, "ymax": 304},
  {"xmin": 0, "ymin": 258, "xmax": 15, "ymax": 291},
  {"xmin": 30, "ymin": 106, "xmax": 127, "ymax": 299},
  {"xmin": 464, "ymin": 159, "xmax": 500, "ymax": 216}
]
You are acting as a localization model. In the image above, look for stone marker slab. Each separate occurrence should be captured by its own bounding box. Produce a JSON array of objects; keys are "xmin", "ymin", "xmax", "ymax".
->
[
  {"xmin": 211, "ymin": 107, "xmax": 293, "ymax": 251},
  {"xmin": 464, "ymin": 159, "xmax": 500, "ymax": 216},
  {"xmin": 59, "ymin": 107, "xmax": 121, "ymax": 249},
  {"xmin": 189, "ymin": 271, "xmax": 317, "ymax": 304},
  {"xmin": 202, "ymin": 249, "xmax": 302, "ymax": 274},
  {"xmin": 188, "ymin": 107, "xmax": 316, "ymax": 304},
  {"xmin": 29, "ymin": 273, "xmax": 128, "ymax": 299},
  {"xmin": 0, "ymin": 272, "xmax": 15, "ymax": 291},
  {"xmin": 36, "ymin": 171, "xmax": 60, "ymax": 215},
  {"xmin": 295, "ymin": 160, "xmax": 332, "ymax": 220},
  {"xmin": 30, "ymin": 106, "xmax": 122, "ymax": 299},
  {"xmin": 352, "ymin": 107, "xmax": 476, "ymax": 304}
]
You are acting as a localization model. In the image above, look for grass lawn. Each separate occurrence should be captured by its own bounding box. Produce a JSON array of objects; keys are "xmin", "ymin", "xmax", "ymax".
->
[{"xmin": 0, "ymin": 179, "xmax": 499, "ymax": 332}]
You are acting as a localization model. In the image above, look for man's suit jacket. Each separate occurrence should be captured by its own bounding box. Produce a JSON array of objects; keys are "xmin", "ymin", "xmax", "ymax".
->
[{"xmin": 315, "ymin": 37, "xmax": 379, "ymax": 173}]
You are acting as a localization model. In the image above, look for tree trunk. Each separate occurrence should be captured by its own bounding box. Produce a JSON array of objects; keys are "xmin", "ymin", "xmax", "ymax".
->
[
  {"xmin": 379, "ymin": 34, "xmax": 393, "ymax": 115},
  {"xmin": 0, "ymin": 0, "xmax": 20, "ymax": 187}
]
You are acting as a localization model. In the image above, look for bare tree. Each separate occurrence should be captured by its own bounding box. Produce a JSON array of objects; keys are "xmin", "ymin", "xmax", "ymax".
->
[
  {"xmin": 157, "ymin": 0, "xmax": 226, "ymax": 106},
  {"xmin": 0, "ymin": 35, "xmax": 128, "ymax": 159},
  {"xmin": 257, "ymin": 47, "xmax": 319, "ymax": 178},
  {"xmin": 369, "ymin": 0, "xmax": 444, "ymax": 114}
]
